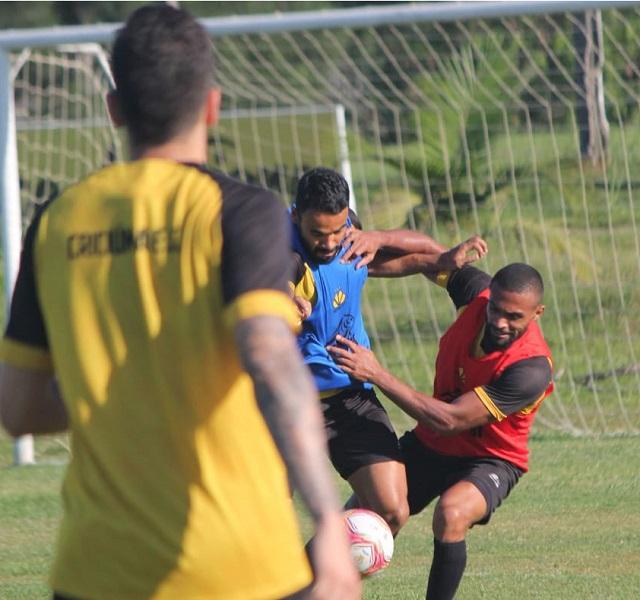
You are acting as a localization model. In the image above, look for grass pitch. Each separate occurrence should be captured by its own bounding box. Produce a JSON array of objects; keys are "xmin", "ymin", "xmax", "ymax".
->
[{"xmin": 1, "ymin": 430, "xmax": 638, "ymax": 599}]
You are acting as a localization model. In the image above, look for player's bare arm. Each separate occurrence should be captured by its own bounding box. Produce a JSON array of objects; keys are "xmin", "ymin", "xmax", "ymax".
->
[
  {"xmin": 369, "ymin": 235, "xmax": 488, "ymax": 279},
  {"xmin": 328, "ymin": 335, "xmax": 493, "ymax": 434},
  {"xmin": 0, "ymin": 365, "xmax": 67, "ymax": 436},
  {"xmin": 341, "ymin": 227, "xmax": 450, "ymax": 269},
  {"xmin": 236, "ymin": 315, "xmax": 340, "ymax": 518},
  {"xmin": 235, "ymin": 315, "xmax": 361, "ymax": 599},
  {"xmin": 422, "ymin": 236, "xmax": 488, "ymax": 282},
  {"xmin": 293, "ymin": 295, "xmax": 312, "ymax": 321}
]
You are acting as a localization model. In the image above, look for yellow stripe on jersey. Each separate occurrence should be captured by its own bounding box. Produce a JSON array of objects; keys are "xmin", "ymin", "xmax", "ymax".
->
[
  {"xmin": 474, "ymin": 385, "xmax": 507, "ymax": 421},
  {"xmin": 436, "ymin": 270, "xmax": 451, "ymax": 288},
  {"xmin": 292, "ymin": 262, "xmax": 317, "ymax": 305},
  {"xmin": 0, "ymin": 337, "xmax": 53, "ymax": 372},
  {"xmin": 226, "ymin": 289, "xmax": 300, "ymax": 330}
]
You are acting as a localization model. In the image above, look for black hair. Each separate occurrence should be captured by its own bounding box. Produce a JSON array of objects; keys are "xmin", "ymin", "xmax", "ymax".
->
[
  {"xmin": 491, "ymin": 263, "xmax": 544, "ymax": 302},
  {"xmin": 295, "ymin": 167, "xmax": 349, "ymax": 214},
  {"xmin": 110, "ymin": 4, "xmax": 215, "ymax": 147}
]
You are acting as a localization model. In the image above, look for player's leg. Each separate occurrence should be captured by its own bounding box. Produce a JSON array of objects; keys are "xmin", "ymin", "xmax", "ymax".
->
[
  {"xmin": 426, "ymin": 458, "xmax": 523, "ymax": 600},
  {"xmin": 345, "ymin": 459, "xmax": 409, "ymax": 535},
  {"xmin": 396, "ymin": 430, "xmax": 464, "ymax": 599},
  {"xmin": 324, "ymin": 387, "xmax": 409, "ymax": 535},
  {"xmin": 432, "ymin": 480, "xmax": 487, "ymax": 542},
  {"xmin": 425, "ymin": 481, "xmax": 485, "ymax": 600}
]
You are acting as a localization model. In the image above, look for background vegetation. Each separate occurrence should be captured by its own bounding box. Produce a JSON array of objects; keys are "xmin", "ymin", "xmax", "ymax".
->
[{"xmin": 0, "ymin": 1, "xmax": 366, "ymax": 29}]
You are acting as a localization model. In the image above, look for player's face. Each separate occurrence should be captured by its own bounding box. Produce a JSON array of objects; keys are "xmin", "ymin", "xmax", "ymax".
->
[
  {"xmin": 485, "ymin": 284, "xmax": 545, "ymax": 350},
  {"xmin": 294, "ymin": 207, "xmax": 350, "ymax": 263}
]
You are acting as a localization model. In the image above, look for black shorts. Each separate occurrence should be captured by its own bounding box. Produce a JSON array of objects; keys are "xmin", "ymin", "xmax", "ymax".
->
[
  {"xmin": 399, "ymin": 430, "xmax": 524, "ymax": 525},
  {"xmin": 322, "ymin": 387, "xmax": 402, "ymax": 480}
]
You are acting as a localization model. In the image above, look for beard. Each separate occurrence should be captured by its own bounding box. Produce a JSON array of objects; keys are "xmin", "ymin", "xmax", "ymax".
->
[
  {"xmin": 481, "ymin": 324, "xmax": 517, "ymax": 353},
  {"xmin": 311, "ymin": 247, "xmax": 340, "ymax": 264}
]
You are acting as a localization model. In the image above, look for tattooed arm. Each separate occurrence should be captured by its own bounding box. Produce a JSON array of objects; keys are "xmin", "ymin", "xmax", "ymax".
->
[{"xmin": 235, "ymin": 315, "xmax": 361, "ymax": 600}]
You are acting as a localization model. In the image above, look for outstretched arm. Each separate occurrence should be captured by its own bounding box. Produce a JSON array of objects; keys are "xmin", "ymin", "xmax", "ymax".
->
[
  {"xmin": 236, "ymin": 316, "xmax": 361, "ymax": 599},
  {"xmin": 422, "ymin": 235, "xmax": 488, "ymax": 281},
  {"xmin": 368, "ymin": 235, "xmax": 488, "ymax": 279},
  {"xmin": 341, "ymin": 227, "xmax": 450, "ymax": 269},
  {"xmin": 327, "ymin": 335, "xmax": 492, "ymax": 434},
  {"xmin": 339, "ymin": 226, "xmax": 487, "ymax": 276}
]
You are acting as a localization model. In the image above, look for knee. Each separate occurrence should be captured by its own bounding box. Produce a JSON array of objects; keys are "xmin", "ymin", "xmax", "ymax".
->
[
  {"xmin": 379, "ymin": 499, "xmax": 410, "ymax": 536},
  {"xmin": 432, "ymin": 501, "xmax": 471, "ymax": 541}
]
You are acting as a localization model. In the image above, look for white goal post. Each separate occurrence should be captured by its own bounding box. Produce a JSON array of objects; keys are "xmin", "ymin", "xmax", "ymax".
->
[{"xmin": 2, "ymin": 1, "xmax": 640, "ymax": 465}]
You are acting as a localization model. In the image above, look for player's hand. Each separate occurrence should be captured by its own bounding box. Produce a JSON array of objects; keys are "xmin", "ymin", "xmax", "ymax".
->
[
  {"xmin": 438, "ymin": 236, "xmax": 488, "ymax": 271},
  {"xmin": 340, "ymin": 228, "xmax": 383, "ymax": 269},
  {"xmin": 294, "ymin": 296, "xmax": 312, "ymax": 321},
  {"xmin": 310, "ymin": 513, "xmax": 362, "ymax": 600},
  {"xmin": 327, "ymin": 335, "xmax": 381, "ymax": 383}
]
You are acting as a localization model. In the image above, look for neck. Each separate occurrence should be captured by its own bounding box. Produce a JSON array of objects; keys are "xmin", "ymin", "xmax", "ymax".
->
[{"xmin": 128, "ymin": 122, "xmax": 209, "ymax": 164}]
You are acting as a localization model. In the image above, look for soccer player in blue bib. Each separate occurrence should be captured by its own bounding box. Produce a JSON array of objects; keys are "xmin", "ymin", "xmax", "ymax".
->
[{"xmin": 290, "ymin": 167, "xmax": 487, "ymax": 537}]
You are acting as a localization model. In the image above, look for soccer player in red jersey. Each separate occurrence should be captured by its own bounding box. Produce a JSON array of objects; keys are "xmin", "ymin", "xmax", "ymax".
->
[{"xmin": 329, "ymin": 256, "xmax": 553, "ymax": 600}]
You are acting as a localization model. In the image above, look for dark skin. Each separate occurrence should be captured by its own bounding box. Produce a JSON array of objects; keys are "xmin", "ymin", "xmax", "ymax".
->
[{"xmin": 327, "ymin": 282, "xmax": 545, "ymax": 542}]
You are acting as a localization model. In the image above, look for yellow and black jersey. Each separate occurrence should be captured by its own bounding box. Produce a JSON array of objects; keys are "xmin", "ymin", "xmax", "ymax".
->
[{"xmin": 1, "ymin": 159, "xmax": 311, "ymax": 599}]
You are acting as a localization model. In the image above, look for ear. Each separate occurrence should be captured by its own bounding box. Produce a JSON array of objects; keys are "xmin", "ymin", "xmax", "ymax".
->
[
  {"xmin": 205, "ymin": 88, "xmax": 222, "ymax": 126},
  {"xmin": 106, "ymin": 90, "xmax": 124, "ymax": 127},
  {"xmin": 291, "ymin": 206, "xmax": 300, "ymax": 226},
  {"xmin": 534, "ymin": 304, "xmax": 545, "ymax": 320}
]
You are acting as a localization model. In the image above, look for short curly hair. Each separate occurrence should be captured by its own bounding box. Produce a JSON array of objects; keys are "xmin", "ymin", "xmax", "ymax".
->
[
  {"xmin": 295, "ymin": 167, "xmax": 350, "ymax": 215},
  {"xmin": 491, "ymin": 263, "xmax": 544, "ymax": 302},
  {"xmin": 110, "ymin": 4, "xmax": 215, "ymax": 147}
]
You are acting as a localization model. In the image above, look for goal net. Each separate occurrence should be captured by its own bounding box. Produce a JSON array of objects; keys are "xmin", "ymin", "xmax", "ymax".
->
[{"xmin": 2, "ymin": 2, "xmax": 639, "ymax": 465}]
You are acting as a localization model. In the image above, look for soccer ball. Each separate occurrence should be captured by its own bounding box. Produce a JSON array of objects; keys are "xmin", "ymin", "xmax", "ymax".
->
[{"xmin": 342, "ymin": 508, "xmax": 394, "ymax": 576}]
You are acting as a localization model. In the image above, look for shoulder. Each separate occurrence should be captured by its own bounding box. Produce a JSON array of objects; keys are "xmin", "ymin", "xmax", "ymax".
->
[
  {"xmin": 499, "ymin": 356, "xmax": 553, "ymax": 389},
  {"xmin": 196, "ymin": 167, "xmax": 287, "ymax": 236},
  {"xmin": 205, "ymin": 168, "xmax": 292, "ymax": 304},
  {"xmin": 200, "ymin": 166, "xmax": 277, "ymax": 204},
  {"xmin": 292, "ymin": 252, "xmax": 307, "ymax": 286},
  {"xmin": 447, "ymin": 265, "xmax": 491, "ymax": 309},
  {"xmin": 482, "ymin": 356, "xmax": 553, "ymax": 415},
  {"xmin": 22, "ymin": 195, "xmax": 58, "ymax": 249}
]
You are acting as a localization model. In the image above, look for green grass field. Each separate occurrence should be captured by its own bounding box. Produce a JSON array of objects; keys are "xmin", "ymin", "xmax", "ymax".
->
[{"xmin": 1, "ymin": 428, "xmax": 638, "ymax": 600}]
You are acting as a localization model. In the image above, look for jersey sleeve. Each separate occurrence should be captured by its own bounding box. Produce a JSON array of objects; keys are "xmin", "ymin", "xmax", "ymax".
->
[
  {"xmin": 0, "ymin": 203, "xmax": 54, "ymax": 371},
  {"xmin": 446, "ymin": 265, "xmax": 492, "ymax": 310},
  {"xmin": 291, "ymin": 259, "xmax": 316, "ymax": 305},
  {"xmin": 474, "ymin": 356, "xmax": 553, "ymax": 420},
  {"xmin": 219, "ymin": 179, "xmax": 298, "ymax": 328},
  {"xmin": 291, "ymin": 252, "xmax": 306, "ymax": 287}
]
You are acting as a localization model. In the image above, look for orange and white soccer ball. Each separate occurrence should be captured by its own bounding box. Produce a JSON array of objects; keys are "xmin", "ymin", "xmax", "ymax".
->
[{"xmin": 342, "ymin": 508, "xmax": 394, "ymax": 576}]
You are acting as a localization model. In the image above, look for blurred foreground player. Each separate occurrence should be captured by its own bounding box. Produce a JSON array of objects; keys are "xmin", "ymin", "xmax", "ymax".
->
[{"xmin": 0, "ymin": 5, "xmax": 360, "ymax": 600}]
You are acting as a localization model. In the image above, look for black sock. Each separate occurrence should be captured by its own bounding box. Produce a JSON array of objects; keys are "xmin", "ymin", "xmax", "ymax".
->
[{"xmin": 426, "ymin": 538, "xmax": 467, "ymax": 600}]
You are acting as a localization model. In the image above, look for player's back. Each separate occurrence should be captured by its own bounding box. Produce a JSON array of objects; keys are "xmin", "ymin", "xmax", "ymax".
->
[{"xmin": 35, "ymin": 159, "xmax": 311, "ymax": 599}]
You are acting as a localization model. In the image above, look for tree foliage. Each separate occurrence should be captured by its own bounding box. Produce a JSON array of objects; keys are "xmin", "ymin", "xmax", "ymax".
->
[{"xmin": 0, "ymin": 1, "xmax": 335, "ymax": 29}]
